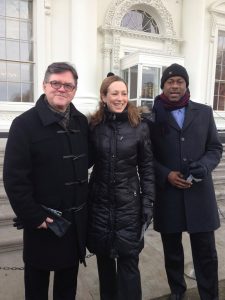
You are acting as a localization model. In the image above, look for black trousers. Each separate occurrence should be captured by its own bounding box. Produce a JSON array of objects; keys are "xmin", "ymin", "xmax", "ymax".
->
[
  {"xmin": 24, "ymin": 263, "xmax": 79, "ymax": 300},
  {"xmin": 161, "ymin": 231, "xmax": 218, "ymax": 300},
  {"xmin": 96, "ymin": 255, "xmax": 142, "ymax": 300}
]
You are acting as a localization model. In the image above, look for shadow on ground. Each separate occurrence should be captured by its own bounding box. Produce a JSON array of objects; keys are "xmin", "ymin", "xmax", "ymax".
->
[{"xmin": 153, "ymin": 279, "xmax": 225, "ymax": 300}]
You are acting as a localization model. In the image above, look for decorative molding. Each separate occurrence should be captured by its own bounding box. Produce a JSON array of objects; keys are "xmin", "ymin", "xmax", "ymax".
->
[
  {"xmin": 112, "ymin": 34, "xmax": 121, "ymax": 71},
  {"xmin": 104, "ymin": 0, "xmax": 176, "ymax": 37},
  {"xmin": 100, "ymin": 0, "xmax": 180, "ymax": 74},
  {"xmin": 164, "ymin": 40, "xmax": 179, "ymax": 55},
  {"xmin": 44, "ymin": 0, "xmax": 51, "ymax": 16},
  {"xmin": 99, "ymin": 26, "xmax": 181, "ymax": 42},
  {"xmin": 209, "ymin": 0, "xmax": 225, "ymax": 14},
  {"xmin": 209, "ymin": 1, "xmax": 225, "ymax": 38},
  {"xmin": 102, "ymin": 48, "xmax": 112, "ymax": 58}
]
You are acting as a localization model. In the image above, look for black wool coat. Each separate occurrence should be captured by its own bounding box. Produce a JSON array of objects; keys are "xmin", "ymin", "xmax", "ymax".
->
[
  {"xmin": 3, "ymin": 94, "xmax": 88, "ymax": 269},
  {"xmin": 87, "ymin": 111, "xmax": 155, "ymax": 258},
  {"xmin": 150, "ymin": 100, "xmax": 223, "ymax": 233}
]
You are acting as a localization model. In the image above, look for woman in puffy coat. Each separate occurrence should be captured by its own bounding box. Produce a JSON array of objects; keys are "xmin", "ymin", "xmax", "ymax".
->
[{"xmin": 88, "ymin": 75, "xmax": 155, "ymax": 300}]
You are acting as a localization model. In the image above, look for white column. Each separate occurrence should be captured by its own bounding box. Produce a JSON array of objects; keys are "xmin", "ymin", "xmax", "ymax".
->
[
  {"xmin": 70, "ymin": 0, "xmax": 98, "ymax": 115},
  {"xmin": 181, "ymin": 0, "xmax": 206, "ymax": 102}
]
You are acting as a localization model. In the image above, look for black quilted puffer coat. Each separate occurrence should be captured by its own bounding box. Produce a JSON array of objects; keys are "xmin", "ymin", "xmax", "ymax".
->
[{"xmin": 87, "ymin": 109, "xmax": 155, "ymax": 258}]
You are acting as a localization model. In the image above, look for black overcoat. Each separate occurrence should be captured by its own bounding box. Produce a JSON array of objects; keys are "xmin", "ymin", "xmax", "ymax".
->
[
  {"xmin": 87, "ymin": 111, "xmax": 155, "ymax": 258},
  {"xmin": 151, "ymin": 100, "xmax": 223, "ymax": 233},
  {"xmin": 3, "ymin": 94, "xmax": 88, "ymax": 269}
]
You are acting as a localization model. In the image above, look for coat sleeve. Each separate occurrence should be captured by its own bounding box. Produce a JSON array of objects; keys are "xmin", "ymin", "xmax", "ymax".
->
[
  {"xmin": 3, "ymin": 117, "xmax": 47, "ymax": 228},
  {"xmin": 137, "ymin": 122, "xmax": 155, "ymax": 221},
  {"xmin": 88, "ymin": 126, "xmax": 95, "ymax": 168},
  {"xmin": 197, "ymin": 107, "xmax": 223, "ymax": 173}
]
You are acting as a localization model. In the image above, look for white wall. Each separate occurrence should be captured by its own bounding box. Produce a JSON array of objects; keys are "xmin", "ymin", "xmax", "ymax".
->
[{"xmin": 1, "ymin": 0, "xmax": 225, "ymax": 131}]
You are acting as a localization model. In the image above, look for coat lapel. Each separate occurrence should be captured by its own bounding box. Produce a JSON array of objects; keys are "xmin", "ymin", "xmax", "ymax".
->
[
  {"xmin": 166, "ymin": 100, "xmax": 199, "ymax": 131},
  {"xmin": 167, "ymin": 111, "xmax": 181, "ymax": 131},
  {"xmin": 182, "ymin": 100, "xmax": 199, "ymax": 131}
]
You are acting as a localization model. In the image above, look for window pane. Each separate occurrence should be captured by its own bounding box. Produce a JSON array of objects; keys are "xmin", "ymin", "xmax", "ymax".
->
[
  {"xmin": 0, "ymin": 61, "xmax": 6, "ymax": 80},
  {"xmin": 7, "ymin": 62, "xmax": 20, "ymax": 82},
  {"xmin": 20, "ymin": 41, "xmax": 33, "ymax": 60},
  {"xmin": 20, "ymin": 0, "xmax": 30, "ymax": 19},
  {"xmin": 21, "ymin": 63, "xmax": 33, "ymax": 81},
  {"xmin": 215, "ymin": 65, "xmax": 221, "ymax": 80},
  {"xmin": 217, "ymin": 51, "xmax": 222, "ymax": 65},
  {"xmin": 218, "ymin": 96, "xmax": 225, "ymax": 110},
  {"xmin": 0, "ymin": 17, "xmax": 5, "ymax": 37},
  {"xmin": 222, "ymin": 51, "xmax": 225, "ymax": 66},
  {"xmin": 214, "ymin": 81, "xmax": 219, "ymax": 96},
  {"xmin": 218, "ymin": 36, "xmax": 223, "ymax": 51},
  {"xmin": 219, "ymin": 82, "xmax": 225, "ymax": 96},
  {"xmin": 130, "ymin": 65, "xmax": 138, "ymax": 99},
  {"xmin": 123, "ymin": 69, "xmax": 128, "ymax": 84},
  {"xmin": 0, "ymin": 82, "xmax": 7, "ymax": 101},
  {"xmin": 6, "ymin": 0, "xmax": 19, "ymax": 18},
  {"xmin": 20, "ymin": 20, "xmax": 32, "ymax": 40},
  {"xmin": 6, "ymin": 19, "xmax": 19, "ymax": 39},
  {"xmin": 0, "ymin": 39, "xmax": 6, "ymax": 59},
  {"xmin": 222, "ymin": 67, "xmax": 225, "ymax": 81},
  {"xmin": 6, "ymin": 40, "xmax": 19, "ymax": 60},
  {"xmin": 8, "ymin": 82, "xmax": 21, "ymax": 101},
  {"xmin": 141, "ymin": 99, "xmax": 153, "ymax": 110},
  {"xmin": 0, "ymin": 0, "xmax": 6, "ymax": 17},
  {"xmin": 141, "ymin": 66, "xmax": 160, "ymax": 99},
  {"xmin": 22, "ymin": 82, "xmax": 33, "ymax": 102},
  {"xmin": 121, "ymin": 9, "xmax": 159, "ymax": 34}
]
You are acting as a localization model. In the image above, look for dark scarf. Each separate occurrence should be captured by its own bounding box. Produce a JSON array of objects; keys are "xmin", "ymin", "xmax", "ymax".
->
[
  {"xmin": 45, "ymin": 97, "xmax": 71, "ymax": 129},
  {"xmin": 152, "ymin": 90, "xmax": 190, "ymax": 134},
  {"xmin": 103, "ymin": 106, "xmax": 128, "ymax": 122}
]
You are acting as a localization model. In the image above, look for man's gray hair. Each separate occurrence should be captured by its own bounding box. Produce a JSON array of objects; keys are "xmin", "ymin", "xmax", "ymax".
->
[{"xmin": 44, "ymin": 62, "xmax": 78, "ymax": 84}]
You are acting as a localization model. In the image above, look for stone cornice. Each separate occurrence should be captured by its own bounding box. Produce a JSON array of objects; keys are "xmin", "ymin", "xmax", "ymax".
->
[{"xmin": 99, "ymin": 26, "xmax": 182, "ymax": 42}]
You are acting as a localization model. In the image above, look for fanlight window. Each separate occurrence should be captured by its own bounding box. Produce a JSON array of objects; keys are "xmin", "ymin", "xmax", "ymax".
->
[{"xmin": 121, "ymin": 9, "xmax": 159, "ymax": 34}]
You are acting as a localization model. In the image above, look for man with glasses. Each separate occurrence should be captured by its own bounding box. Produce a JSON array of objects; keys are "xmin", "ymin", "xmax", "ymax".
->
[{"xmin": 3, "ymin": 62, "xmax": 88, "ymax": 300}]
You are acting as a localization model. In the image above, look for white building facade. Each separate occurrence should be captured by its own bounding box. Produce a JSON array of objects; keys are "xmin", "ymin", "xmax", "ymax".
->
[{"xmin": 1, "ymin": 0, "xmax": 225, "ymax": 131}]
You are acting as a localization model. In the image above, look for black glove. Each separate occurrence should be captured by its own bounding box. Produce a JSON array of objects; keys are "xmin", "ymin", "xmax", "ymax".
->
[
  {"xmin": 142, "ymin": 205, "xmax": 154, "ymax": 228},
  {"xmin": 189, "ymin": 162, "xmax": 208, "ymax": 180},
  {"xmin": 13, "ymin": 217, "xmax": 24, "ymax": 230}
]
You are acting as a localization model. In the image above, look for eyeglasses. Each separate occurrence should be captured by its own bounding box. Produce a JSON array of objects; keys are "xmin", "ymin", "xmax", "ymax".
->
[{"xmin": 48, "ymin": 81, "xmax": 76, "ymax": 92}]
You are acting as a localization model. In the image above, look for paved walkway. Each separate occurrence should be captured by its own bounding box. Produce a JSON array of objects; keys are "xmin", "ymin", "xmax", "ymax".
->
[
  {"xmin": 154, "ymin": 280, "xmax": 225, "ymax": 300},
  {"xmin": 1, "ymin": 204, "xmax": 225, "ymax": 299},
  {"xmin": 77, "ymin": 205, "xmax": 225, "ymax": 299}
]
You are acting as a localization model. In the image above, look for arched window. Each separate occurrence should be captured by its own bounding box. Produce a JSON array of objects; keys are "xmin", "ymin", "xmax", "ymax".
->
[{"xmin": 121, "ymin": 9, "xmax": 159, "ymax": 34}]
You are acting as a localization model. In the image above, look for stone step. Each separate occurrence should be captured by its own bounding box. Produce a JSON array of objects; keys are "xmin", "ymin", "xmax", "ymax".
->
[
  {"xmin": 214, "ymin": 160, "xmax": 225, "ymax": 168},
  {"xmin": 216, "ymin": 190, "xmax": 225, "ymax": 201},
  {"xmin": 214, "ymin": 169, "xmax": 225, "ymax": 175},
  {"xmin": 0, "ymin": 190, "xmax": 23, "ymax": 254},
  {"xmin": 0, "ymin": 225, "xmax": 23, "ymax": 253},
  {"xmin": 213, "ymin": 174, "xmax": 225, "ymax": 180},
  {"xmin": 0, "ymin": 184, "xmax": 7, "ymax": 200},
  {"xmin": 0, "ymin": 203, "xmax": 15, "ymax": 226}
]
